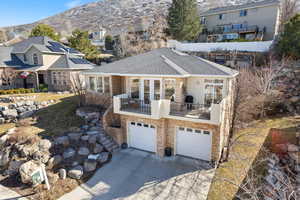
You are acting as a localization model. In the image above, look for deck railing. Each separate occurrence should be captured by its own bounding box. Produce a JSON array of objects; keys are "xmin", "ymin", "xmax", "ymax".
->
[
  {"xmin": 120, "ymin": 98, "xmax": 151, "ymax": 115},
  {"xmin": 169, "ymin": 102, "xmax": 211, "ymax": 120}
]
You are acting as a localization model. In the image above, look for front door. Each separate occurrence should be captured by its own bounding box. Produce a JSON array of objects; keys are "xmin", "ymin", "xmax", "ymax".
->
[{"xmin": 142, "ymin": 79, "xmax": 161, "ymax": 104}]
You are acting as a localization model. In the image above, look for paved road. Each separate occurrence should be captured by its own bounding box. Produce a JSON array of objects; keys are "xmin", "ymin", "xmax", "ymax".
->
[
  {"xmin": 0, "ymin": 184, "xmax": 28, "ymax": 200},
  {"xmin": 59, "ymin": 149, "xmax": 215, "ymax": 200}
]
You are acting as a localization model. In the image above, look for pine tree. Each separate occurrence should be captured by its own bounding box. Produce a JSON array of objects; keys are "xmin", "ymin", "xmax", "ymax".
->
[
  {"xmin": 167, "ymin": 0, "xmax": 201, "ymax": 41},
  {"xmin": 276, "ymin": 14, "xmax": 300, "ymax": 59}
]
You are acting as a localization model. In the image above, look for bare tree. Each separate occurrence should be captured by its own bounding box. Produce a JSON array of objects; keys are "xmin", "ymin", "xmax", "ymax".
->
[
  {"xmin": 278, "ymin": 0, "xmax": 298, "ymax": 33},
  {"xmin": 1, "ymin": 68, "xmax": 18, "ymax": 89},
  {"xmin": 70, "ymin": 72, "xmax": 85, "ymax": 107}
]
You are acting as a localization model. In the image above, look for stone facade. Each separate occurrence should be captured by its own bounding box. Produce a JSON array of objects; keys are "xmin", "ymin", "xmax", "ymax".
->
[{"xmin": 119, "ymin": 114, "xmax": 220, "ymax": 162}]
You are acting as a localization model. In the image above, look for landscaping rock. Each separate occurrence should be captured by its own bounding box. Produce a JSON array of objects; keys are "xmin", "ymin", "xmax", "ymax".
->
[
  {"xmin": 81, "ymin": 135, "xmax": 90, "ymax": 141},
  {"xmin": 88, "ymin": 135, "xmax": 97, "ymax": 144},
  {"xmin": 68, "ymin": 132, "xmax": 82, "ymax": 141},
  {"xmin": 19, "ymin": 160, "xmax": 40, "ymax": 184},
  {"xmin": 63, "ymin": 148, "xmax": 76, "ymax": 159},
  {"xmin": 0, "ymin": 150, "xmax": 10, "ymax": 167},
  {"xmin": 1, "ymin": 109, "xmax": 18, "ymax": 119},
  {"xmin": 33, "ymin": 151, "xmax": 50, "ymax": 163},
  {"xmin": 287, "ymin": 144, "xmax": 299, "ymax": 152},
  {"xmin": 59, "ymin": 168, "xmax": 67, "ymax": 180},
  {"xmin": 86, "ymin": 130, "xmax": 99, "ymax": 135},
  {"xmin": 84, "ymin": 159, "xmax": 97, "ymax": 172},
  {"xmin": 55, "ymin": 136, "xmax": 69, "ymax": 147},
  {"xmin": 93, "ymin": 143, "xmax": 104, "ymax": 154},
  {"xmin": 78, "ymin": 147, "xmax": 90, "ymax": 156},
  {"xmin": 18, "ymin": 143, "xmax": 39, "ymax": 157},
  {"xmin": 97, "ymin": 152, "xmax": 110, "ymax": 163},
  {"xmin": 7, "ymin": 160, "xmax": 26, "ymax": 175},
  {"xmin": 0, "ymin": 106, "xmax": 8, "ymax": 111},
  {"xmin": 68, "ymin": 165, "xmax": 83, "ymax": 180},
  {"xmin": 19, "ymin": 110, "xmax": 35, "ymax": 119},
  {"xmin": 38, "ymin": 139, "xmax": 52, "ymax": 152},
  {"xmin": 47, "ymin": 155, "xmax": 62, "ymax": 169}
]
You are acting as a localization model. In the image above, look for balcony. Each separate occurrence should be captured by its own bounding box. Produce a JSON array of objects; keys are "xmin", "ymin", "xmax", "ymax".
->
[
  {"xmin": 208, "ymin": 25, "xmax": 259, "ymax": 35},
  {"xmin": 114, "ymin": 94, "xmax": 223, "ymax": 124}
]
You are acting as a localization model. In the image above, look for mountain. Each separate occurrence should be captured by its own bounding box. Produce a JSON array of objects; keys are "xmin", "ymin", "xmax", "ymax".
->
[{"xmin": 0, "ymin": 0, "xmax": 260, "ymax": 42}]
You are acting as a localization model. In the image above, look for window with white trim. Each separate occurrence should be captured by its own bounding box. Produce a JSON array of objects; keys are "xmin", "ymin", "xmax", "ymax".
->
[
  {"xmin": 130, "ymin": 79, "xmax": 140, "ymax": 99},
  {"xmin": 88, "ymin": 76, "xmax": 110, "ymax": 94},
  {"xmin": 204, "ymin": 79, "xmax": 224, "ymax": 105},
  {"xmin": 52, "ymin": 71, "xmax": 68, "ymax": 85},
  {"xmin": 33, "ymin": 53, "xmax": 38, "ymax": 65}
]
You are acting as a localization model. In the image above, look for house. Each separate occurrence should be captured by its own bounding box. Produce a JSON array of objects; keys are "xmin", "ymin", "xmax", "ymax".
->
[
  {"xmin": 0, "ymin": 36, "xmax": 95, "ymax": 91},
  {"xmin": 199, "ymin": 0, "xmax": 281, "ymax": 42},
  {"xmin": 83, "ymin": 48, "xmax": 238, "ymax": 163},
  {"xmin": 89, "ymin": 26, "xmax": 107, "ymax": 50}
]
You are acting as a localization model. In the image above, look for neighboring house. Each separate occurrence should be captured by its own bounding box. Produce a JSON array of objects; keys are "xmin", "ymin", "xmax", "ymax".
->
[
  {"xmin": 199, "ymin": 0, "xmax": 281, "ymax": 42},
  {"xmin": 83, "ymin": 48, "xmax": 238, "ymax": 163},
  {"xmin": 89, "ymin": 26, "xmax": 107, "ymax": 49},
  {"xmin": 0, "ymin": 36, "xmax": 95, "ymax": 91},
  {"xmin": 168, "ymin": 40, "xmax": 273, "ymax": 68}
]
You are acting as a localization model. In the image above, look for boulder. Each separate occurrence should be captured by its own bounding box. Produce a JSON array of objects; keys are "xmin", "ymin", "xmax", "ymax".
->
[
  {"xmin": 289, "ymin": 152, "xmax": 300, "ymax": 164},
  {"xmin": 59, "ymin": 168, "xmax": 67, "ymax": 180},
  {"xmin": 0, "ymin": 150, "xmax": 10, "ymax": 167},
  {"xmin": 19, "ymin": 111, "xmax": 35, "ymax": 119},
  {"xmin": 19, "ymin": 160, "xmax": 40, "ymax": 184},
  {"xmin": 63, "ymin": 148, "xmax": 76, "ymax": 159},
  {"xmin": 81, "ymin": 135, "xmax": 90, "ymax": 141},
  {"xmin": 55, "ymin": 136, "xmax": 69, "ymax": 147},
  {"xmin": 289, "ymin": 96, "xmax": 300, "ymax": 103},
  {"xmin": 38, "ymin": 139, "xmax": 52, "ymax": 152},
  {"xmin": 0, "ymin": 106, "xmax": 8, "ymax": 111},
  {"xmin": 16, "ymin": 107, "xmax": 26, "ymax": 114},
  {"xmin": 84, "ymin": 159, "xmax": 97, "ymax": 172},
  {"xmin": 86, "ymin": 130, "xmax": 100, "ymax": 135},
  {"xmin": 88, "ymin": 135, "xmax": 97, "ymax": 144},
  {"xmin": 287, "ymin": 144, "xmax": 299, "ymax": 152},
  {"xmin": 33, "ymin": 151, "xmax": 50, "ymax": 164},
  {"xmin": 93, "ymin": 143, "xmax": 104, "ymax": 154},
  {"xmin": 97, "ymin": 152, "xmax": 110, "ymax": 163},
  {"xmin": 1, "ymin": 109, "xmax": 18, "ymax": 119},
  {"xmin": 17, "ymin": 143, "xmax": 39, "ymax": 157},
  {"xmin": 68, "ymin": 132, "xmax": 82, "ymax": 142},
  {"xmin": 47, "ymin": 155, "xmax": 63, "ymax": 169},
  {"xmin": 68, "ymin": 165, "xmax": 83, "ymax": 180},
  {"xmin": 78, "ymin": 147, "xmax": 90, "ymax": 156},
  {"xmin": 7, "ymin": 160, "xmax": 26, "ymax": 175}
]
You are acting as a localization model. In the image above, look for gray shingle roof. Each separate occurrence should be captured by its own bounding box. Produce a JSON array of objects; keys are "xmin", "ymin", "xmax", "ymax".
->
[
  {"xmin": 85, "ymin": 48, "xmax": 238, "ymax": 77},
  {"xmin": 48, "ymin": 54, "xmax": 95, "ymax": 70},
  {"xmin": 0, "ymin": 47, "xmax": 29, "ymax": 67},
  {"xmin": 200, "ymin": 0, "xmax": 280, "ymax": 16},
  {"xmin": 11, "ymin": 36, "xmax": 81, "ymax": 54}
]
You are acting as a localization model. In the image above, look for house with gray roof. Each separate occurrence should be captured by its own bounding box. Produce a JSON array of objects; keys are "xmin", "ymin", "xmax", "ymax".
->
[
  {"xmin": 83, "ymin": 47, "xmax": 238, "ymax": 163},
  {"xmin": 0, "ymin": 36, "xmax": 95, "ymax": 91},
  {"xmin": 199, "ymin": 0, "xmax": 281, "ymax": 42}
]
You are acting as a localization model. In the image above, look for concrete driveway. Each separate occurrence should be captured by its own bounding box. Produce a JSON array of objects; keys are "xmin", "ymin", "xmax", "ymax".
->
[{"xmin": 59, "ymin": 149, "xmax": 215, "ymax": 200}]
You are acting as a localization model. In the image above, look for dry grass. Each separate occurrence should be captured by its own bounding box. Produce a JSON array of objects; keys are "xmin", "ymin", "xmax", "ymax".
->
[
  {"xmin": 207, "ymin": 116, "xmax": 300, "ymax": 200},
  {"xmin": 0, "ymin": 123, "xmax": 15, "ymax": 137}
]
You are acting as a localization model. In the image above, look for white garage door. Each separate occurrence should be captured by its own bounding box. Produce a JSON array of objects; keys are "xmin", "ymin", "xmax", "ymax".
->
[
  {"xmin": 128, "ymin": 122, "xmax": 156, "ymax": 152},
  {"xmin": 176, "ymin": 127, "xmax": 211, "ymax": 161}
]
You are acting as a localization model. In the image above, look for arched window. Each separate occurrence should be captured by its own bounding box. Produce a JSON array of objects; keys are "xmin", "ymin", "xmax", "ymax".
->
[{"xmin": 33, "ymin": 54, "xmax": 38, "ymax": 65}]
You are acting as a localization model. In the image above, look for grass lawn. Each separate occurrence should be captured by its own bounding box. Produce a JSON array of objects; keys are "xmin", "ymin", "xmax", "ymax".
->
[
  {"xmin": 207, "ymin": 116, "xmax": 300, "ymax": 200},
  {"xmin": 0, "ymin": 93, "xmax": 85, "ymax": 138}
]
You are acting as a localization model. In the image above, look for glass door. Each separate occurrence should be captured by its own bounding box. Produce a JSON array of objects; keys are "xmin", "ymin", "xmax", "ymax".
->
[
  {"xmin": 142, "ymin": 79, "xmax": 161, "ymax": 104},
  {"xmin": 144, "ymin": 80, "xmax": 150, "ymax": 104}
]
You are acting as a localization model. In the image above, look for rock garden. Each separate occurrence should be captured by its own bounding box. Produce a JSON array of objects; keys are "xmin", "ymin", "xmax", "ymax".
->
[{"xmin": 0, "ymin": 94, "xmax": 118, "ymax": 200}]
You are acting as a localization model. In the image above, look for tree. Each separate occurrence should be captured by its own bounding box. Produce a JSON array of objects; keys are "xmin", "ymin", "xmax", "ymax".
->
[
  {"xmin": 105, "ymin": 35, "xmax": 114, "ymax": 50},
  {"xmin": 167, "ymin": 0, "xmax": 201, "ymax": 41},
  {"xmin": 30, "ymin": 24, "xmax": 60, "ymax": 41},
  {"xmin": 276, "ymin": 14, "xmax": 300, "ymax": 59},
  {"xmin": 70, "ymin": 72, "xmax": 85, "ymax": 107},
  {"xmin": 68, "ymin": 29, "xmax": 99, "ymax": 59},
  {"xmin": 1, "ymin": 68, "xmax": 18, "ymax": 89}
]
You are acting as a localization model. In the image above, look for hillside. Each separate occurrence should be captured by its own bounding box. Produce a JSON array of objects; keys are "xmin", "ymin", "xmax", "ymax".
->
[{"xmin": 0, "ymin": 0, "xmax": 259, "ymax": 42}]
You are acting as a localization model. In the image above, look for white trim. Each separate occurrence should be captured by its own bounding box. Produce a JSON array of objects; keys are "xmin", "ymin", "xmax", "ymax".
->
[{"xmin": 161, "ymin": 55, "xmax": 189, "ymax": 75}]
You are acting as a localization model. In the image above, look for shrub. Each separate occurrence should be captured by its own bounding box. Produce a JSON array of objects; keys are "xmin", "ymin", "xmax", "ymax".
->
[{"xmin": 0, "ymin": 88, "xmax": 35, "ymax": 95}]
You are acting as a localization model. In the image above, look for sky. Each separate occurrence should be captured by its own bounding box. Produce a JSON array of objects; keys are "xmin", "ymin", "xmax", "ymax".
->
[{"xmin": 0, "ymin": 0, "xmax": 96, "ymax": 27}]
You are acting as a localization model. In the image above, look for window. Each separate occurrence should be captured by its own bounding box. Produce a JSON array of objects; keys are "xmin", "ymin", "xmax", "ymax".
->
[
  {"xmin": 164, "ymin": 79, "xmax": 176, "ymax": 101},
  {"xmin": 23, "ymin": 54, "xmax": 27, "ymax": 62},
  {"xmin": 33, "ymin": 54, "xmax": 38, "ymax": 65},
  {"xmin": 52, "ymin": 71, "xmax": 68, "ymax": 85},
  {"xmin": 219, "ymin": 14, "xmax": 224, "ymax": 20},
  {"xmin": 203, "ymin": 131, "xmax": 210, "ymax": 135},
  {"xmin": 104, "ymin": 77, "xmax": 110, "ymax": 94},
  {"xmin": 89, "ymin": 77, "xmax": 96, "ymax": 91},
  {"xmin": 96, "ymin": 77, "xmax": 103, "ymax": 93},
  {"xmin": 187, "ymin": 128, "xmax": 193, "ymax": 132},
  {"xmin": 130, "ymin": 79, "xmax": 140, "ymax": 99},
  {"xmin": 204, "ymin": 79, "xmax": 224, "ymax": 105},
  {"xmin": 240, "ymin": 10, "xmax": 247, "ymax": 17},
  {"xmin": 200, "ymin": 17, "xmax": 206, "ymax": 24}
]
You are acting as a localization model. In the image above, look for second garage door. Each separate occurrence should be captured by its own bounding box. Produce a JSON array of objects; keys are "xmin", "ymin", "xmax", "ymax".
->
[
  {"xmin": 176, "ymin": 127, "xmax": 212, "ymax": 161},
  {"xmin": 128, "ymin": 122, "xmax": 156, "ymax": 153}
]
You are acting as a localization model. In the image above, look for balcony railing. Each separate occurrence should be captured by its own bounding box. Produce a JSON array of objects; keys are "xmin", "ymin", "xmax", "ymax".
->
[
  {"xmin": 208, "ymin": 25, "xmax": 259, "ymax": 35},
  {"xmin": 120, "ymin": 98, "xmax": 151, "ymax": 115},
  {"xmin": 169, "ymin": 102, "xmax": 211, "ymax": 120}
]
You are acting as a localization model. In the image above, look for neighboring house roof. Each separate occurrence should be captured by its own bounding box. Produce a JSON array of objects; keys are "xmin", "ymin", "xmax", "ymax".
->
[
  {"xmin": 48, "ymin": 54, "xmax": 95, "ymax": 70},
  {"xmin": 169, "ymin": 40, "xmax": 273, "ymax": 53},
  {"xmin": 0, "ymin": 47, "xmax": 29, "ymax": 68},
  {"xmin": 200, "ymin": 0, "xmax": 280, "ymax": 16},
  {"xmin": 11, "ymin": 36, "xmax": 82, "ymax": 55},
  {"xmin": 84, "ymin": 48, "xmax": 238, "ymax": 77}
]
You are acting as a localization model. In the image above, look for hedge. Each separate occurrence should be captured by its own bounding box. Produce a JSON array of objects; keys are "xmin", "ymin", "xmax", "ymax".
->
[{"xmin": 0, "ymin": 88, "xmax": 35, "ymax": 95}]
